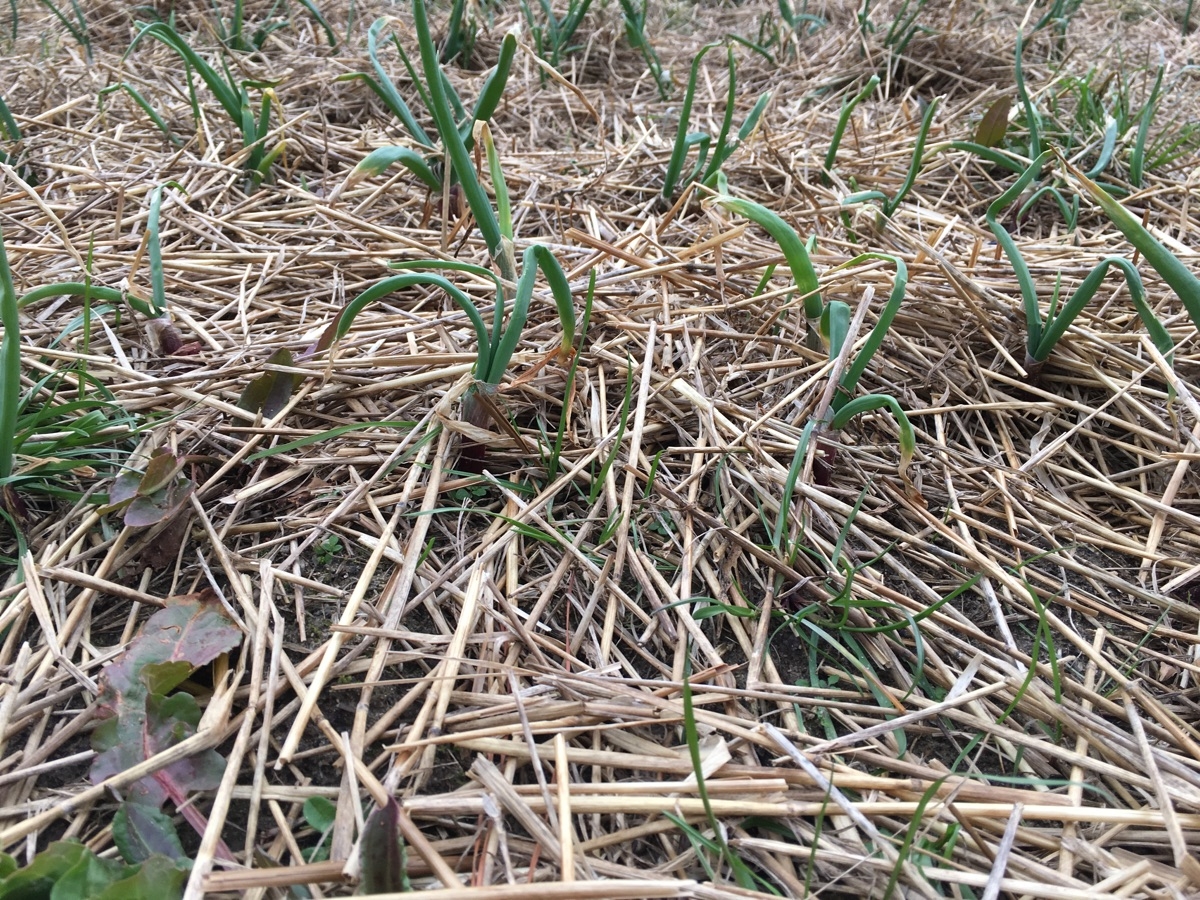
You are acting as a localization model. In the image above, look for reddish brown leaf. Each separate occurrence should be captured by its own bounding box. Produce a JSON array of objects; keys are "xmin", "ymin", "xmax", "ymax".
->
[{"xmin": 90, "ymin": 590, "xmax": 243, "ymax": 809}]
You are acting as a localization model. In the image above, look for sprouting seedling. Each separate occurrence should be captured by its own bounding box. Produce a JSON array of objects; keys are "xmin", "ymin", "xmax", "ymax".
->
[
  {"xmin": 1060, "ymin": 150, "xmax": 1200, "ymax": 333},
  {"xmin": 617, "ymin": 0, "xmax": 669, "ymax": 100},
  {"xmin": 440, "ymin": 0, "xmax": 477, "ymax": 66},
  {"xmin": 98, "ymin": 83, "xmax": 180, "ymax": 146},
  {"xmin": 343, "ymin": 14, "xmax": 516, "ymax": 210},
  {"xmin": 822, "ymin": 74, "xmax": 878, "ymax": 185},
  {"xmin": 38, "ymin": 0, "xmax": 90, "ymax": 61},
  {"xmin": 1129, "ymin": 63, "xmax": 1164, "ymax": 187},
  {"xmin": 814, "ymin": 254, "xmax": 916, "ymax": 486},
  {"xmin": 521, "ymin": 0, "xmax": 595, "ymax": 69},
  {"xmin": 711, "ymin": 194, "xmax": 822, "ymax": 345},
  {"xmin": 0, "ymin": 96, "xmax": 36, "ymax": 185},
  {"xmin": 661, "ymin": 42, "xmax": 771, "ymax": 199},
  {"xmin": 209, "ymin": 0, "xmax": 338, "ymax": 52},
  {"xmin": 842, "ymin": 95, "xmax": 939, "ymax": 217},
  {"xmin": 1014, "ymin": 31, "xmax": 1042, "ymax": 161},
  {"xmin": 125, "ymin": 22, "xmax": 285, "ymax": 186},
  {"xmin": 387, "ymin": 246, "xmax": 577, "ymax": 389},
  {"xmin": 987, "ymin": 151, "xmax": 1174, "ymax": 380},
  {"xmin": 880, "ymin": 0, "xmax": 931, "ymax": 56}
]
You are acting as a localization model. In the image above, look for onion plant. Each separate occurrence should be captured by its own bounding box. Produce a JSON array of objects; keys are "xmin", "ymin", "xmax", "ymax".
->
[
  {"xmin": 317, "ymin": 2, "xmax": 576, "ymax": 447},
  {"xmin": 521, "ymin": 0, "xmax": 593, "ymax": 69},
  {"xmin": 208, "ymin": 0, "xmax": 337, "ymax": 52},
  {"xmin": 1059, "ymin": 150, "xmax": 1200, "ymax": 333},
  {"xmin": 0, "ymin": 95, "xmax": 35, "ymax": 184},
  {"xmin": 712, "ymin": 191, "xmax": 916, "ymax": 541},
  {"xmin": 822, "ymin": 74, "xmax": 877, "ymax": 185},
  {"xmin": 344, "ymin": 14, "xmax": 515, "ymax": 202},
  {"xmin": 38, "ymin": 0, "xmax": 89, "ymax": 61},
  {"xmin": 125, "ymin": 23, "xmax": 285, "ymax": 186},
  {"xmin": 617, "ymin": 0, "xmax": 669, "ymax": 100},
  {"xmin": 842, "ymin": 96, "xmax": 938, "ymax": 216},
  {"xmin": 987, "ymin": 151, "xmax": 1176, "ymax": 379},
  {"xmin": 661, "ymin": 43, "xmax": 770, "ymax": 200}
]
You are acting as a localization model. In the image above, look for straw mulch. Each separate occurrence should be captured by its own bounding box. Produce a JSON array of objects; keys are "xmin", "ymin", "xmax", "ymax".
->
[{"xmin": 2, "ymin": 0, "xmax": 1200, "ymax": 896}]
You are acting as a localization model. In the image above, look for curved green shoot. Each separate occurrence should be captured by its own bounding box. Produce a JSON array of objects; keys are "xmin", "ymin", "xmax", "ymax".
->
[
  {"xmin": 823, "ymin": 74, "xmax": 878, "ymax": 184},
  {"xmin": 662, "ymin": 42, "xmax": 721, "ymax": 199},
  {"xmin": 985, "ymin": 150, "xmax": 1055, "ymax": 353},
  {"xmin": 1030, "ymin": 256, "xmax": 1171, "ymax": 368},
  {"xmin": 18, "ymin": 284, "xmax": 153, "ymax": 318},
  {"xmin": 921, "ymin": 140, "xmax": 1029, "ymax": 174},
  {"xmin": 1060, "ymin": 152, "xmax": 1200, "ymax": 330},
  {"xmin": 486, "ymin": 245, "xmax": 575, "ymax": 384},
  {"xmin": 0, "ymin": 229, "xmax": 19, "ymax": 482},
  {"xmin": 412, "ymin": 0, "xmax": 505, "ymax": 275},
  {"xmin": 98, "ymin": 83, "xmax": 179, "ymax": 146},
  {"xmin": 884, "ymin": 96, "xmax": 937, "ymax": 216},
  {"xmin": 713, "ymin": 195, "xmax": 821, "ymax": 323},
  {"xmin": 1015, "ymin": 32, "xmax": 1042, "ymax": 160},
  {"xmin": 308, "ymin": 273, "xmax": 487, "ymax": 366},
  {"xmin": 350, "ymin": 146, "xmax": 441, "ymax": 191},
  {"xmin": 360, "ymin": 18, "xmax": 432, "ymax": 148},
  {"xmin": 126, "ymin": 22, "xmax": 276, "ymax": 180},
  {"xmin": 663, "ymin": 44, "xmax": 771, "ymax": 198},
  {"xmin": 825, "ymin": 253, "xmax": 908, "ymax": 409},
  {"xmin": 842, "ymin": 96, "xmax": 938, "ymax": 215},
  {"xmin": 829, "ymin": 393, "xmax": 915, "ymax": 475}
]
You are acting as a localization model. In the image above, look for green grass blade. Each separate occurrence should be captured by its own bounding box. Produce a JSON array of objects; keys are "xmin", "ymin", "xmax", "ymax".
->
[{"xmin": 589, "ymin": 360, "xmax": 634, "ymax": 505}]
